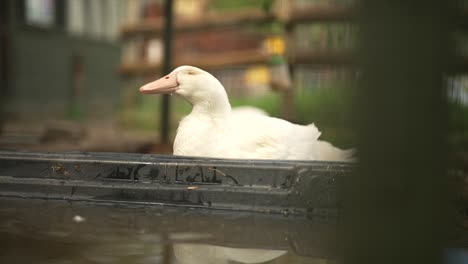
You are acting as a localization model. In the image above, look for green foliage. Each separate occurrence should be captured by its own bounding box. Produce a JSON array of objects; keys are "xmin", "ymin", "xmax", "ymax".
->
[
  {"xmin": 66, "ymin": 102, "xmax": 86, "ymax": 121},
  {"xmin": 230, "ymin": 92, "xmax": 282, "ymax": 116},
  {"xmin": 294, "ymin": 86, "xmax": 356, "ymax": 148},
  {"xmin": 119, "ymin": 95, "xmax": 159, "ymax": 131},
  {"xmin": 294, "ymin": 86, "xmax": 353, "ymax": 126},
  {"xmin": 210, "ymin": 0, "xmax": 266, "ymax": 10}
]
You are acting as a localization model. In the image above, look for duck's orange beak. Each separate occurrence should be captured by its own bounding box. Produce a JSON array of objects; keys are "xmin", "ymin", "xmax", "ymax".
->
[{"xmin": 139, "ymin": 71, "xmax": 179, "ymax": 94}]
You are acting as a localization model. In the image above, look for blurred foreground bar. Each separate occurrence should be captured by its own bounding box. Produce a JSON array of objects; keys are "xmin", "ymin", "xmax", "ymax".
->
[
  {"xmin": 161, "ymin": 0, "xmax": 174, "ymax": 144},
  {"xmin": 343, "ymin": 1, "xmax": 452, "ymax": 264}
]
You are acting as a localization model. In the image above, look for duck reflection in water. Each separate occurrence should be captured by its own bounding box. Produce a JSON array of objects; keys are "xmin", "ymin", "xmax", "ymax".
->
[{"xmin": 173, "ymin": 243, "xmax": 287, "ymax": 264}]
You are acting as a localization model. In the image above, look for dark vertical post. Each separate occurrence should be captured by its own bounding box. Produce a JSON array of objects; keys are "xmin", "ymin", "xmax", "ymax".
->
[
  {"xmin": 343, "ymin": 1, "xmax": 452, "ymax": 264},
  {"xmin": 0, "ymin": 0, "xmax": 9, "ymax": 133},
  {"xmin": 161, "ymin": 0, "xmax": 174, "ymax": 144}
]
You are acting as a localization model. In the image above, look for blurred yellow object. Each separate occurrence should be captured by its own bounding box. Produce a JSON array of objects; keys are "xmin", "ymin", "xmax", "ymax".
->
[
  {"xmin": 263, "ymin": 37, "xmax": 286, "ymax": 56},
  {"xmin": 245, "ymin": 66, "xmax": 271, "ymax": 85},
  {"xmin": 175, "ymin": 0, "xmax": 208, "ymax": 19}
]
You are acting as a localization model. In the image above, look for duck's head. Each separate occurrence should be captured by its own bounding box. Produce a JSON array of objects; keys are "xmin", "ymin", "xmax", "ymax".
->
[{"xmin": 139, "ymin": 65, "xmax": 229, "ymax": 106}]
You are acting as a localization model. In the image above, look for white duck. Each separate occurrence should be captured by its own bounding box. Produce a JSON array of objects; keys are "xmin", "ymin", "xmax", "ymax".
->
[{"xmin": 140, "ymin": 65, "xmax": 354, "ymax": 162}]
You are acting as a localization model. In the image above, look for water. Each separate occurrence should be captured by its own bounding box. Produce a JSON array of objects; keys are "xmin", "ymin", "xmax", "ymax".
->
[{"xmin": 0, "ymin": 198, "xmax": 336, "ymax": 264}]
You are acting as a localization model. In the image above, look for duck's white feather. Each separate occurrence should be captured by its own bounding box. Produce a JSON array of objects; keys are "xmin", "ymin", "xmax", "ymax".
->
[{"xmin": 231, "ymin": 106, "xmax": 268, "ymax": 117}]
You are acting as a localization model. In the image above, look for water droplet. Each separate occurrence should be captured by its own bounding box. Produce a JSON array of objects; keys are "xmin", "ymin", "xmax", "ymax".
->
[{"xmin": 73, "ymin": 215, "xmax": 86, "ymax": 223}]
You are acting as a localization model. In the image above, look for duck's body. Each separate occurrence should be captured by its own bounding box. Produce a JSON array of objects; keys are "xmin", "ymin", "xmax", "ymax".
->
[
  {"xmin": 140, "ymin": 65, "xmax": 354, "ymax": 162},
  {"xmin": 174, "ymin": 111, "xmax": 334, "ymax": 160}
]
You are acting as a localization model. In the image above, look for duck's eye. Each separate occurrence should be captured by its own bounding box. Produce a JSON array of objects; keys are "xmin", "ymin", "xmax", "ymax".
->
[{"xmin": 187, "ymin": 70, "xmax": 198, "ymax": 75}]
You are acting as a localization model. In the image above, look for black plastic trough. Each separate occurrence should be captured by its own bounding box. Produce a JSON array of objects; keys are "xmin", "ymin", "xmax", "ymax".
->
[{"xmin": 0, "ymin": 150, "xmax": 351, "ymax": 217}]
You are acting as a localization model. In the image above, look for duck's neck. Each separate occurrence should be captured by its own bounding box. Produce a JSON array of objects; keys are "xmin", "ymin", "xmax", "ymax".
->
[{"xmin": 190, "ymin": 94, "xmax": 232, "ymax": 121}]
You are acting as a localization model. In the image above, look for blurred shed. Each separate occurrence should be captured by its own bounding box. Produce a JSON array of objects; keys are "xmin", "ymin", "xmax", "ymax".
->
[{"xmin": 2, "ymin": 0, "xmax": 126, "ymax": 120}]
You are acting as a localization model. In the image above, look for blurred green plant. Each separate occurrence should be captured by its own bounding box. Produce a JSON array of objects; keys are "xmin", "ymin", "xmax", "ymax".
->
[
  {"xmin": 66, "ymin": 102, "xmax": 86, "ymax": 121},
  {"xmin": 293, "ymin": 85, "xmax": 355, "ymax": 148},
  {"xmin": 230, "ymin": 92, "xmax": 281, "ymax": 116}
]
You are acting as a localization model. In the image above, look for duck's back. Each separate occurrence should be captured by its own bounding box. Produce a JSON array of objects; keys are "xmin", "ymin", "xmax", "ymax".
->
[
  {"xmin": 174, "ymin": 111, "xmax": 353, "ymax": 162},
  {"xmin": 221, "ymin": 114, "xmax": 321, "ymax": 160}
]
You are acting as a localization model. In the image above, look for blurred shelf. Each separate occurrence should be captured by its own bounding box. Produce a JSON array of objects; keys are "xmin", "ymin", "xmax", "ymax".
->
[
  {"xmin": 121, "ymin": 9, "xmax": 275, "ymax": 39},
  {"xmin": 119, "ymin": 49, "xmax": 270, "ymax": 76},
  {"xmin": 119, "ymin": 50, "xmax": 355, "ymax": 77},
  {"xmin": 121, "ymin": 6, "xmax": 357, "ymax": 39},
  {"xmin": 290, "ymin": 50, "xmax": 353, "ymax": 66},
  {"xmin": 119, "ymin": 4, "xmax": 468, "ymax": 76},
  {"xmin": 121, "ymin": 5, "xmax": 468, "ymax": 38},
  {"xmin": 289, "ymin": 5, "xmax": 355, "ymax": 24},
  {"xmin": 120, "ymin": 49, "xmax": 468, "ymax": 76}
]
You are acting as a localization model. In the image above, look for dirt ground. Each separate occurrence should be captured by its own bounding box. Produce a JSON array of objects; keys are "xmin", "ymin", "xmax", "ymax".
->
[{"xmin": 0, "ymin": 119, "xmax": 173, "ymax": 154}]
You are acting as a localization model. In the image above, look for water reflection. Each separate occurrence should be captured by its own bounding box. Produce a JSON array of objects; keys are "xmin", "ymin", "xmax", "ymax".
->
[
  {"xmin": 0, "ymin": 198, "xmax": 335, "ymax": 264},
  {"xmin": 173, "ymin": 243, "xmax": 287, "ymax": 264}
]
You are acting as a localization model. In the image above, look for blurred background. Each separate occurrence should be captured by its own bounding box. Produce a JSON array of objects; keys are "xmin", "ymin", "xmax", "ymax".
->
[
  {"xmin": 0, "ymin": 0, "xmax": 359, "ymax": 154},
  {"xmin": 0, "ymin": 0, "xmax": 467, "ymax": 172},
  {"xmin": 1, "ymin": 1, "xmax": 468, "ymax": 263}
]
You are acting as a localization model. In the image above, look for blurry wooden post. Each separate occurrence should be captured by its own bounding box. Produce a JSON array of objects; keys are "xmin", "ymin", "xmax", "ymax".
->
[
  {"xmin": 342, "ymin": 1, "xmax": 452, "ymax": 264},
  {"xmin": 161, "ymin": 0, "xmax": 174, "ymax": 144}
]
